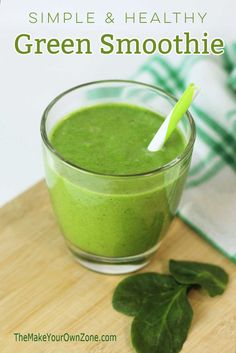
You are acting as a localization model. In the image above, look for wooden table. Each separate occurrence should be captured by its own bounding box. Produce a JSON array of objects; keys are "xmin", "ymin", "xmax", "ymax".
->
[{"xmin": 1, "ymin": 181, "xmax": 236, "ymax": 353}]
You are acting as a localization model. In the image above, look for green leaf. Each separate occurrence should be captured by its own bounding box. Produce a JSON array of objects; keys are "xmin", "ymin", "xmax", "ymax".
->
[
  {"xmin": 169, "ymin": 260, "xmax": 229, "ymax": 297},
  {"xmin": 112, "ymin": 273, "xmax": 178, "ymax": 316},
  {"xmin": 112, "ymin": 261, "xmax": 228, "ymax": 353},
  {"xmin": 131, "ymin": 285, "xmax": 193, "ymax": 353}
]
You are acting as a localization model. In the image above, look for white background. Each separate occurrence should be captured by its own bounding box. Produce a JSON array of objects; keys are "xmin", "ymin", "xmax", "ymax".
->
[{"xmin": 0, "ymin": 0, "xmax": 235, "ymax": 206}]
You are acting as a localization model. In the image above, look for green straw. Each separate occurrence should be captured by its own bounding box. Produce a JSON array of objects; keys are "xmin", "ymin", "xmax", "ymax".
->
[{"xmin": 148, "ymin": 83, "xmax": 199, "ymax": 152}]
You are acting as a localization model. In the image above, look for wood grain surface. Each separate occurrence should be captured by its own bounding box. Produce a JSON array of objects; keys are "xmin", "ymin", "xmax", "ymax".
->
[{"xmin": 0, "ymin": 181, "xmax": 236, "ymax": 353}]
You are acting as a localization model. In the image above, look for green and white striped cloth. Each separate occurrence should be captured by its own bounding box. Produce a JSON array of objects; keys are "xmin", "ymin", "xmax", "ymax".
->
[{"xmin": 134, "ymin": 45, "xmax": 236, "ymax": 262}]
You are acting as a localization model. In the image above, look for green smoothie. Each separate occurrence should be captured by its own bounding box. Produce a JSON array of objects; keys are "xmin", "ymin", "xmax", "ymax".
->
[
  {"xmin": 46, "ymin": 103, "xmax": 187, "ymax": 257},
  {"xmin": 51, "ymin": 103, "xmax": 184, "ymax": 175}
]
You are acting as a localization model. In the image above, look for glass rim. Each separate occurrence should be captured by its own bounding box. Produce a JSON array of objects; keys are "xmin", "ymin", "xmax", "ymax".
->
[{"xmin": 40, "ymin": 79, "xmax": 196, "ymax": 178}]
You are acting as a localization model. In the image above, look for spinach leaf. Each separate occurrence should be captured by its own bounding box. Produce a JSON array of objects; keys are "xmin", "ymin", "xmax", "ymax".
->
[
  {"xmin": 131, "ymin": 286, "xmax": 193, "ymax": 353},
  {"xmin": 112, "ymin": 273, "xmax": 178, "ymax": 316},
  {"xmin": 169, "ymin": 260, "xmax": 229, "ymax": 297},
  {"xmin": 112, "ymin": 260, "xmax": 228, "ymax": 353}
]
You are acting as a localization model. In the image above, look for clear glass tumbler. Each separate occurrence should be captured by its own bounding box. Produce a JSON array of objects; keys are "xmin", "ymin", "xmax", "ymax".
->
[{"xmin": 41, "ymin": 80, "xmax": 195, "ymax": 274}]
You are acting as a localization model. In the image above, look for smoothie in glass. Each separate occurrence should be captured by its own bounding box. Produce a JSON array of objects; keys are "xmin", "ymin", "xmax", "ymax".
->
[{"xmin": 41, "ymin": 80, "xmax": 195, "ymax": 274}]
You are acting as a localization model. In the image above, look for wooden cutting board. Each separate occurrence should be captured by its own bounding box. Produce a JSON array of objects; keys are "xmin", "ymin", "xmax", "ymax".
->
[{"xmin": 0, "ymin": 181, "xmax": 236, "ymax": 353}]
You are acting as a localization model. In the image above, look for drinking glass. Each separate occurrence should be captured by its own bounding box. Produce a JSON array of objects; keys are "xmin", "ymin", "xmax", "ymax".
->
[{"xmin": 41, "ymin": 80, "xmax": 195, "ymax": 274}]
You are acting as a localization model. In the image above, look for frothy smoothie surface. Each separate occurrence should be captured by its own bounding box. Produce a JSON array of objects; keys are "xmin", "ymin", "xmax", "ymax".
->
[{"xmin": 50, "ymin": 103, "xmax": 186, "ymax": 175}]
